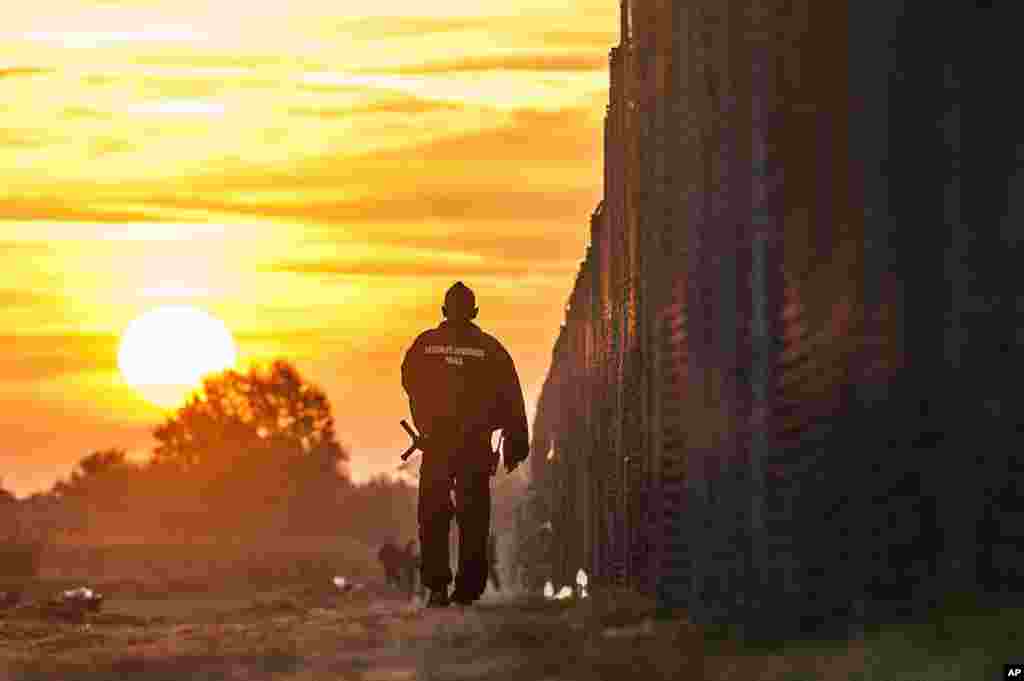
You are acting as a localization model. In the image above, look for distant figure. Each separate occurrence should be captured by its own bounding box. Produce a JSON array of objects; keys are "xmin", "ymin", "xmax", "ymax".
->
[
  {"xmin": 402, "ymin": 539, "xmax": 420, "ymax": 597},
  {"xmin": 377, "ymin": 542, "xmax": 403, "ymax": 589},
  {"xmin": 401, "ymin": 282, "xmax": 529, "ymax": 607},
  {"xmin": 487, "ymin": 533, "xmax": 501, "ymax": 592}
]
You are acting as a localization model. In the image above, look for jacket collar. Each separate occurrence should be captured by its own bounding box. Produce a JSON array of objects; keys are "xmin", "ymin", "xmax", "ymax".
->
[{"xmin": 439, "ymin": 319, "xmax": 478, "ymax": 331}]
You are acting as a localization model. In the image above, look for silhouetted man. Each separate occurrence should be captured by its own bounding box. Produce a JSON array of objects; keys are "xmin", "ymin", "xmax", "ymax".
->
[{"xmin": 401, "ymin": 282, "xmax": 529, "ymax": 607}]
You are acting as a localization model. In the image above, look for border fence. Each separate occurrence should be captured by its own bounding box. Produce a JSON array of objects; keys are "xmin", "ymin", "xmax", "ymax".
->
[{"xmin": 514, "ymin": 0, "xmax": 1019, "ymax": 635}]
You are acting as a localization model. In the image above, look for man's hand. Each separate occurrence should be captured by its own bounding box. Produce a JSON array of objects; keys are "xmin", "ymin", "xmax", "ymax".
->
[{"xmin": 400, "ymin": 419, "xmax": 429, "ymax": 461}]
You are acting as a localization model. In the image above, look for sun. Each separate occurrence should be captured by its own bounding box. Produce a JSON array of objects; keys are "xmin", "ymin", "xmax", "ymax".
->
[{"xmin": 118, "ymin": 306, "xmax": 237, "ymax": 408}]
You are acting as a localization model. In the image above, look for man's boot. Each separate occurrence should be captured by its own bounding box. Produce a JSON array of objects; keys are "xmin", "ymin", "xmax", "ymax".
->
[
  {"xmin": 449, "ymin": 587, "xmax": 476, "ymax": 606},
  {"xmin": 426, "ymin": 587, "xmax": 450, "ymax": 608}
]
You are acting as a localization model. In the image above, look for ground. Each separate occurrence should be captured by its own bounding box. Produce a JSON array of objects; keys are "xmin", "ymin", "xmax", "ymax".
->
[{"xmin": 0, "ymin": 578, "xmax": 1014, "ymax": 680}]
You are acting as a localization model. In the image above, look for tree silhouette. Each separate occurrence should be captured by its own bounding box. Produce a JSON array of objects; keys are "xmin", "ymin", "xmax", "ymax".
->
[
  {"xmin": 13, "ymin": 359, "xmax": 420, "ymax": 547},
  {"xmin": 77, "ymin": 449, "xmax": 130, "ymax": 477},
  {"xmin": 149, "ymin": 360, "xmax": 350, "ymax": 537},
  {"xmin": 153, "ymin": 360, "xmax": 346, "ymax": 470}
]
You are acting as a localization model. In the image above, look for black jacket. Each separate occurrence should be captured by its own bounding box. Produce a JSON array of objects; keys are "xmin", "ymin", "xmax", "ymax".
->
[{"xmin": 401, "ymin": 319, "xmax": 529, "ymax": 468}]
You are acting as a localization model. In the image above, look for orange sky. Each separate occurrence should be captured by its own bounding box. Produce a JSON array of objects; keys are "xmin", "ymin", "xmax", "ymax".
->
[{"xmin": 0, "ymin": 1, "xmax": 616, "ymax": 496}]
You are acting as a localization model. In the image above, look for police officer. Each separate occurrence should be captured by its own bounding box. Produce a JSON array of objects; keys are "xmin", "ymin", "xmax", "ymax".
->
[{"xmin": 401, "ymin": 282, "xmax": 529, "ymax": 607}]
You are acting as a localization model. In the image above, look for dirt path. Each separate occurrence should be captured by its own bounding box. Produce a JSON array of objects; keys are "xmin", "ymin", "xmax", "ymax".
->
[{"xmin": 1, "ymin": 585, "xmax": 869, "ymax": 680}]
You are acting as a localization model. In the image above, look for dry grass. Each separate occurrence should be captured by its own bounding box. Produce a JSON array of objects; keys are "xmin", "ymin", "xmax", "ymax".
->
[{"xmin": 0, "ymin": 580, "xmax": 1011, "ymax": 681}]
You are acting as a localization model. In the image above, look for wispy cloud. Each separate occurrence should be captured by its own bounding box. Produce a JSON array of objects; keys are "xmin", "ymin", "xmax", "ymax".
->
[
  {"xmin": 132, "ymin": 54, "xmax": 288, "ymax": 69},
  {"xmin": 328, "ymin": 16, "xmax": 493, "ymax": 38},
  {"xmin": 172, "ymin": 104, "xmax": 602, "ymax": 194},
  {"xmin": 0, "ymin": 198, "xmax": 168, "ymax": 223},
  {"xmin": 0, "ymin": 241, "xmax": 53, "ymax": 255},
  {"xmin": 0, "ymin": 129, "xmax": 63, "ymax": 150},
  {"xmin": 148, "ymin": 186, "xmax": 597, "ymax": 225},
  {"xmin": 263, "ymin": 253, "xmax": 577, "ymax": 279},
  {"xmin": 0, "ymin": 67, "xmax": 52, "ymax": 79},
  {"xmin": 356, "ymin": 52, "xmax": 608, "ymax": 75},
  {"xmin": 0, "ymin": 290, "xmax": 63, "ymax": 309},
  {"xmin": 0, "ymin": 334, "xmax": 119, "ymax": 382},
  {"xmin": 89, "ymin": 137, "xmax": 136, "ymax": 158},
  {"xmin": 0, "ymin": 2, "xmax": 612, "ymax": 495},
  {"xmin": 140, "ymin": 76, "xmax": 226, "ymax": 99},
  {"xmin": 61, "ymin": 106, "xmax": 113, "ymax": 121},
  {"xmin": 327, "ymin": 15, "xmax": 616, "ymax": 47},
  {"xmin": 288, "ymin": 97, "xmax": 463, "ymax": 119},
  {"xmin": 531, "ymin": 30, "xmax": 617, "ymax": 48},
  {"xmin": 128, "ymin": 98, "xmax": 225, "ymax": 115},
  {"xmin": 363, "ymin": 106, "xmax": 602, "ymax": 162}
]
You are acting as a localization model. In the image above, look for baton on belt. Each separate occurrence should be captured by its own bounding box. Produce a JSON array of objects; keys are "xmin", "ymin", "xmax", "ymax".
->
[{"xmin": 400, "ymin": 419, "xmax": 425, "ymax": 461}]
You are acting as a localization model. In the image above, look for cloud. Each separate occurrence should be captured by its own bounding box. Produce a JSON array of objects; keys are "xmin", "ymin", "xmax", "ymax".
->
[
  {"xmin": 330, "ymin": 16, "xmax": 493, "ymax": 38},
  {"xmin": 0, "ymin": 129, "xmax": 61, "ymax": 150},
  {"xmin": 0, "ymin": 241, "xmax": 53, "ymax": 255},
  {"xmin": 149, "ymin": 185, "xmax": 598, "ymax": 226},
  {"xmin": 61, "ymin": 106, "xmax": 113, "ymax": 121},
  {"xmin": 531, "ymin": 30, "xmax": 617, "ymax": 48},
  {"xmin": 263, "ymin": 255, "xmax": 578, "ymax": 279},
  {"xmin": 89, "ymin": 137, "xmax": 136, "ymax": 158},
  {"xmin": 83, "ymin": 73, "xmax": 121, "ymax": 87},
  {"xmin": 0, "ymin": 198, "xmax": 169, "ymax": 223},
  {"xmin": 132, "ymin": 54, "xmax": 288, "ymax": 69},
  {"xmin": 0, "ymin": 67, "xmax": 52, "ymax": 80},
  {"xmin": 0, "ymin": 289, "xmax": 63, "ymax": 309},
  {"xmin": 141, "ymin": 76, "xmax": 226, "ymax": 99},
  {"xmin": 58, "ymin": 104, "xmax": 603, "ymax": 249},
  {"xmin": 0, "ymin": 334, "xmax": 119, "ymax": 382},
  {"xmin": 288, "ymin": 97, "xmax": 463, "ymax": 119},
  {"xmin": 235, "ymin": 327, "xmax": 349, "ymax": 344},
  {"xmin": 304, "ymin": 230, "xmax": 586, "ymax": 266},
  {"xmin": 364, "ymin": 106, "xmax": 603, "ymax": 162},
  {"xmin": 356, "ymin": 53, "xmax": 608, "ymax": 75},
  {"xmin": 175, "ymin": 104, "xmax": 603, "ymax": 194},
  {"xmin": 128, "ymin": 99, "xmax": 226, "ymax": 115},
  {"xmin": 328, "ymin": 16, "xmax": 616, "ymax": 47}
]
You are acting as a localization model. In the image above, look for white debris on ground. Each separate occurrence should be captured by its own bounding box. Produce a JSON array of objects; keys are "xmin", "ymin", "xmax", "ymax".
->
[
  {"xmin": 543, "ymin": 581, "xmax": 554, "ymax": 599},
  {"xmin": 576, "ymin": 569, "xmax": 589, "ymax": 599},
  {"xmin": 45, "ymin": 585, "xmax": 104, "ymax": 615},
  {"xmin": 333, "ymin": 576, "xmax": 364, "ymax": 593},
  {"xmin": 554, "ymin": 586, "xmax": 573, "ymax": 600},
  {"xmin": 62, "ymin": 587, "xmax": 98, "ymax": 601}
]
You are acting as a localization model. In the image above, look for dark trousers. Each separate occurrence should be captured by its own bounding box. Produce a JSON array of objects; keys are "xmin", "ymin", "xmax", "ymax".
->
[
  {"xmin": 418, "ymin": 434, "xmax": 492, "ymax": 599},
  {"xmin": 488, "ymin": 563, "xmax": 501, "ymax": 591}
]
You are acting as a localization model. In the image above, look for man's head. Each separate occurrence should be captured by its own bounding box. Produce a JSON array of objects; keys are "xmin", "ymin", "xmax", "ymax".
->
[{"xmin": 443, "ymin": 281, "xmax": 477, "ymax": 322}]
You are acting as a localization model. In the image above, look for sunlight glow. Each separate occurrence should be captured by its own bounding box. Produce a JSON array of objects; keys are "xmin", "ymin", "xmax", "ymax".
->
[
  {"xmin": 0, "ymin": 1, "xmax": 612, "ymax": 496},
  {"xmin": 118, "ymin": 306, "xmax": 237, "ymax": 408}
]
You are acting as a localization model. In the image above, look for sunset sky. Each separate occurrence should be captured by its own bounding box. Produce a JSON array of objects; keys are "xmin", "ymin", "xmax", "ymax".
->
[{"xmin": 1, "ymin": 1, "xmax": 616, "ymax": 496}]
